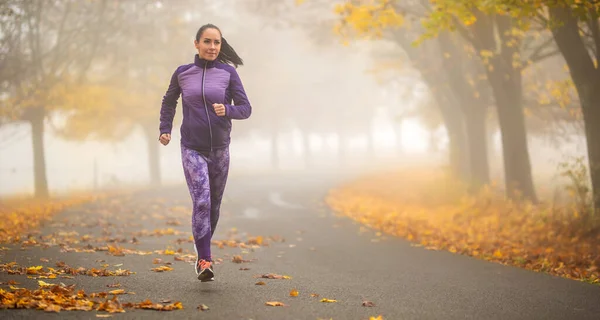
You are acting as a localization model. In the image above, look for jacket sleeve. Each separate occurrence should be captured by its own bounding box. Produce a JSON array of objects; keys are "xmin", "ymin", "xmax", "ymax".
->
[
  {"xmin": 159, "ymin": 68, "xmax": 181, "ymax": 135},
  {"xmin": 225, "ymin": 68, "xmax": 252, "ymax": 120}
]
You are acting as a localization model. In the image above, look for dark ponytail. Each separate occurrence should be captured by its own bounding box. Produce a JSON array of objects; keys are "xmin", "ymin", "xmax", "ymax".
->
[{"xmin": 195, "ymin": 24, "xmax": 244, "ymax": 68}]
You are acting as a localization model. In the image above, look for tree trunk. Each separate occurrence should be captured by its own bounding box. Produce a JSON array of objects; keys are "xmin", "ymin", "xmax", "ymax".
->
[
  {"xmin": 549, "ymin": 5, "xmax": 600, "ymax": 212},
  {"xmin": 584, "ymin": 97, "xmax": 600, "ymax": 213},
  {"xmin": 468, "ymin": 14, "xmax": 537, "ymax": 201},
  {"xmin": 464, "ymin": 106, "xmax": 490, "ymax": 189},
  {"xmin": 486, "ymin": 61, "xmax": 537, "ymax": 201},
  {"xmin": 437, "ymin": 33, "xmax": 491, "ymax": 189},
  {"xmin": 433, "ymin": 90, "xmax": 470, "ymax": 182},
  {"xmin": 143, "ymin": 125, "xmax": 161, "ymax": 186},
  {"xmin": 392, "ymin": 30, "xmax": 470, "ymax": 180},
  {"xmin": 26, "ymin": 107, "xmax": 49, "ymax": 198}
]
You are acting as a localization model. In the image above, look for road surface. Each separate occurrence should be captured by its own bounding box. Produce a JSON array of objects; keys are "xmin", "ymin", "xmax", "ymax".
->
[{"xmin": 1, "ymin": 172, "xmax": 600, "ymax": 319}]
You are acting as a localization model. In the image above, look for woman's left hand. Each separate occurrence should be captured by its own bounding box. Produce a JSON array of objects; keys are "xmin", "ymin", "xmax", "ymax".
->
[{"xmin": 213, "ymin": 103, "xmax": 226, "ymax": 116}]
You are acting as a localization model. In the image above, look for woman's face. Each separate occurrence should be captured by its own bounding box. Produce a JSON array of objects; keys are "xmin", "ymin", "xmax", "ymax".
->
[{"xmin": 195, "ymin": 28, "xmax": 221, "ymax": 61}]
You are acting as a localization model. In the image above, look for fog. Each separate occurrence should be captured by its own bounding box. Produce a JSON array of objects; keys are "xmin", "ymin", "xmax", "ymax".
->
[{"xmin": 0, "ymin": 0, "xmax": 589, "ymax": 198}]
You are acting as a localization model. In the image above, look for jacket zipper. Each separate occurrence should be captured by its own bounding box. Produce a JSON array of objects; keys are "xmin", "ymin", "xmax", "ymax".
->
[{"xmin": 201, "ymin": 63, "xmax": 213, "ymax": 153}]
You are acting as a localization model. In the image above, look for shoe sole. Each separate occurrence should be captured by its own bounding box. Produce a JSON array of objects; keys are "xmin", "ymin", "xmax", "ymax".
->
[{"xmin": 198, "ymin": 269, "xmax": 214, "ymax": 282}]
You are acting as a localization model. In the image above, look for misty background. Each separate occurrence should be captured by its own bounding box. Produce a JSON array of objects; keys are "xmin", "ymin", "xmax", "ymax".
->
[{"xmin": 0, "ymin": 0, "xmax": 588, "ymax": 198}]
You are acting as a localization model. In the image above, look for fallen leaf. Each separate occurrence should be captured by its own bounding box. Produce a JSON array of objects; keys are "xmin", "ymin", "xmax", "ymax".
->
[
  {"xmin": 96, "ymin": 315, "xmax": 113, "ymax": 318},
  {"xmin": 122, "ymin": 299, "xmax": 183, "ymax": 311},
  {"xmin": 232, "ymin": 255, "xmax": 252, "ymax": 263},
  {"xmin": 247, "ymin": 236, "xmax": 265, "ymax": 246},
  {"xmin": 166, "ymin": 219, "xmax": 181, "ymax": 226},
  {"xmin": 197, "ymin": 304, "xmax": 209, "ymax": 311},
  {"xmin": 311, "ymin": 293, "xmax": 320, "ymax": 297},
  {"xmin": 38, "ymin": 280, "xmax": 53, "ymax": 288},
  {"xmin": 44, "ymin": 304, "xmax": 61, "ymax": 312},
  {"xmin": 107, "ymin": 245, "xmax": 125, "ymax": 257},
  {"xmin": 97, "ymin": 295, "xmax": 125, "ymax": 313},
  {"xmin": 265, "ymin": 301, "xmax": 286, "ymax": 307},
  {"xmin": 153, "ymin": 258, "xmax": 163, "ymax": 264},
  {"xmin": 290, "ymin": 289, "xmax": 299, "ymax": 297},
  {"xmin": 255, "ymin": 281, "xmax": 266, "ymax": 285},
  {"xmin": 362, "ymin": 300, "xmax": 376, "ymax": 307},
  {"xmin": 26, "ymin": 265, "xmax": 43, "ymax": 274},
  {"xmin": 107, "ymin": 283, "xmax": 121, "ymax": 288},
  {"xmin": 257, "ymin": 273, "xmax": 292, "ymax": 280},
  {"xmin": 239, "ymin": 267, "xmax": 250, "ymax": 271},
  {"xmin": 320, "ymin": 298, "xmax": 337, "ymax": 303},
  {"xmin": 40, "ymin": 258, "xmax": 50, "ymax": 262},
  {"xmin": 109, "ymin": 289, "xmax": 126, "ymax": 295},
  {"xmin": 151, "ymin": 266, "xmax": 173, "ymax": 272}
]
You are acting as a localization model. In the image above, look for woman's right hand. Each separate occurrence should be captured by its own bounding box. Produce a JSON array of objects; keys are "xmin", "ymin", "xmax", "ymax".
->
[{"xmin": 159, "ymin": 133, "xmax": 171, "ymax": 146}]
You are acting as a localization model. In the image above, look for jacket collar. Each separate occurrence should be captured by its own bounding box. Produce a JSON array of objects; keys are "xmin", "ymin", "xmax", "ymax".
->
[{"xmin": 194, "ymin": 54, "xmax": 218, "ymax": 68}]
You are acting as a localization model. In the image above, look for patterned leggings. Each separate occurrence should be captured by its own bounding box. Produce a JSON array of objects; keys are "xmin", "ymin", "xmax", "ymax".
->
[{"xmin": 181, "ymin": 145, "xmax": 230, "ymax": 261}]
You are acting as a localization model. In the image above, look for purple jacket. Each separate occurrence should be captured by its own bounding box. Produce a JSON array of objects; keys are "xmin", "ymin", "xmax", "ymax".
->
[{"xmin": 159, "ymin": 54, "xmax": 252, "ymax": 154}]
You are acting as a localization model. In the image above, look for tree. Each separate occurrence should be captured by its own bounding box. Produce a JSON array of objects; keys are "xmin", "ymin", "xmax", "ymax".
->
[
  {"xmin": 51, "ymin": 1, "xmax": 202, "ymax": 186},
  {"xmin": 333, "ymin": 1, "xmax": 487, "ymax": 187},
  {"xmin": 333, "ymin": 0, "xmax": 567, "ymax": 201},
  {"xmin": 420, "ymin": 0, "xmax": 600, "ymax": 210},
  {"xmin": 0, "ymin": 0, "xmax": 125, "ymax": 198},
  {"xmin": 240, "ymin": 0, "xmax": 380, "ymax": 168},
  {"xmin": 546, "ymin": 3, "xmax": 600, "ymax": 212}
]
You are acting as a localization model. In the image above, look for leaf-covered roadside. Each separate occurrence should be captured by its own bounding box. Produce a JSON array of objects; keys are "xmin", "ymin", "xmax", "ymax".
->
[
  {"xmin": 0, "ymin": 282, "xmax": 182, "ymax": 313},
  {"xmin": 326, "ymin": 169, "xmax": 600, "ymax": 284},
  {"xmin": 0, "ymin": 195, "xmax": 101, "ymax": 243}
]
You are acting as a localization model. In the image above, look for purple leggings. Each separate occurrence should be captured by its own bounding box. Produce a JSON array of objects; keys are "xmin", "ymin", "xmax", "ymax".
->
[{"xmin": 181, "ymin": 145, "xmax": 230, "ymax": 261}]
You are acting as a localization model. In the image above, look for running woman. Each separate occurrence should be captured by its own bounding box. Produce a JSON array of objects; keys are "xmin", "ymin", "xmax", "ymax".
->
[{"xmin": 158, "ymin": 24, "xmax": 252, "ymax": 282}]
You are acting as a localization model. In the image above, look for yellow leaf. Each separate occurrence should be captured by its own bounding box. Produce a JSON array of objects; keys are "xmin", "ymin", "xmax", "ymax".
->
[
  {"xmin": 109, "ymin": 289, "xmax": 126, "ymax": 295},
  {"xmin": 265, "ymin": 301, "xmax": 286, "ymax": 307},
  {"xmin": 290, "ymin": 289, "xmax": 299, "ymax": 297},
  {"xmin": 151, "ymin": 266, "xmax": 173, "ymax": 272},
  {"xmin": 480, "ymin": 50, "xmax": 494, "ymax": 58},
  {"xmin": 320, "ymin": 298, "xmax": 337, "ymax": 303}
]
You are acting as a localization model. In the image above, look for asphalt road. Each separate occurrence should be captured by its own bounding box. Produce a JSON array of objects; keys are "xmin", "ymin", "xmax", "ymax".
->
[{"xmin": 1, "ymin": 172, "xmax": 600, "ymax": 320}]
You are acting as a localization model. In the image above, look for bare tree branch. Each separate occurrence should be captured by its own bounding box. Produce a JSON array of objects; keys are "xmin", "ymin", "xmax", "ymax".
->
[
  {"xmin": 526, "ymin": 36, "xmax": 555, "ymax": 62},
  {"xmin": 48, "ymin": 0, "xmax": 73, "ymax": 75},
  {"xmin": 530, "ymin": 48, "xmax": 561, "ymax": 63}
]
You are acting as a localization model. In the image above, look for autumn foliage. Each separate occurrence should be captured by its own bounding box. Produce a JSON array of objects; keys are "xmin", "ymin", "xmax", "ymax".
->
[
  {"xmin": 326, "ymin": 168, "xmax": 600, "ymax": 284},
  {"xmin": 0, "ymin": 196, "xmax": 100, "ymax": 243}
]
